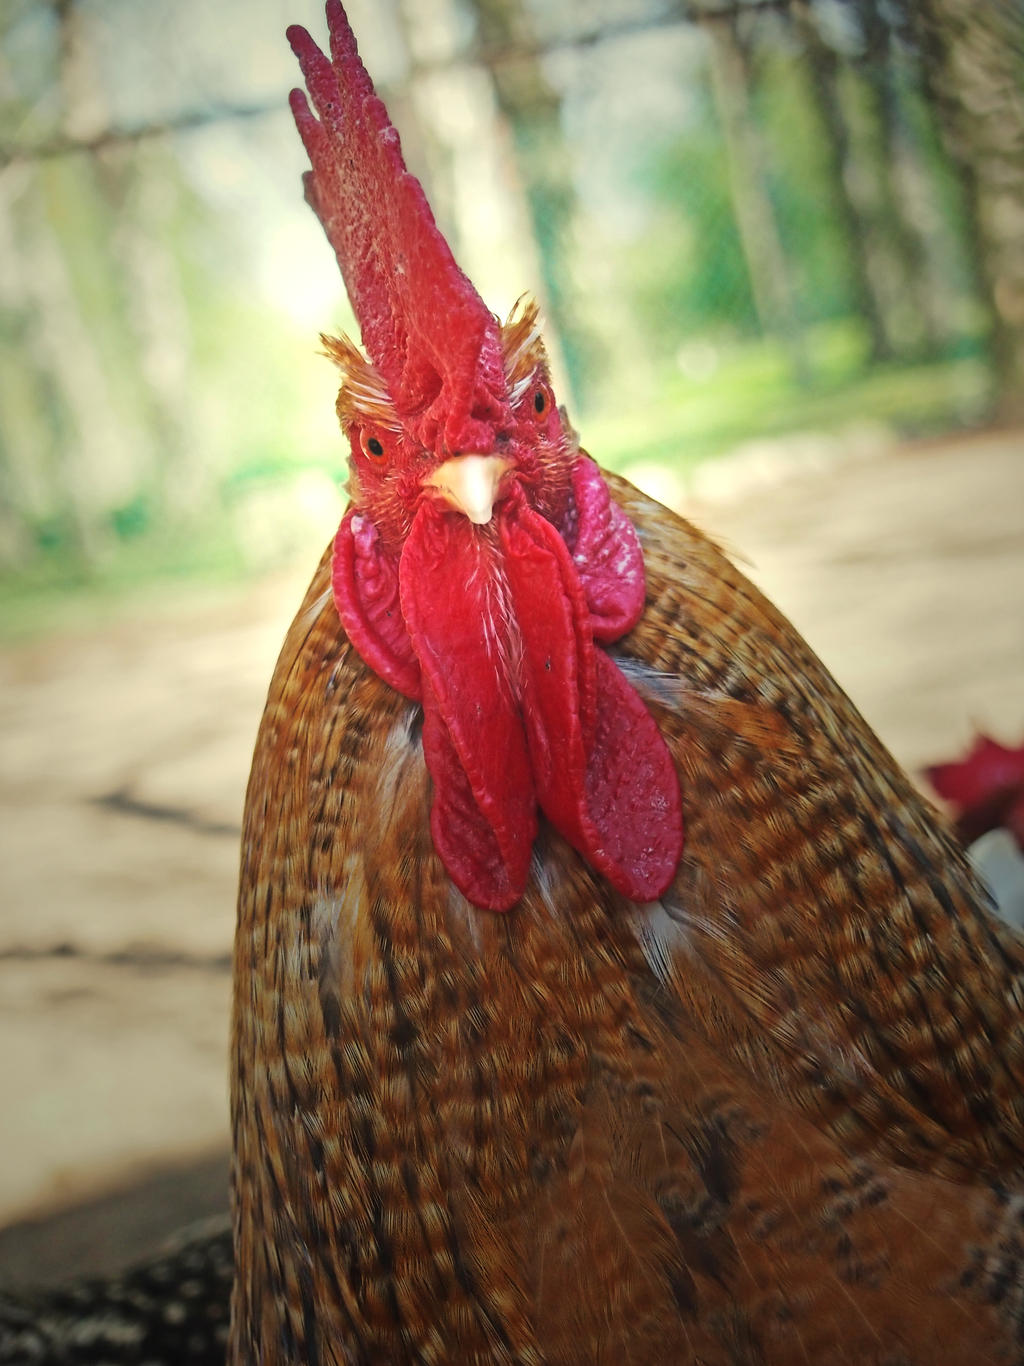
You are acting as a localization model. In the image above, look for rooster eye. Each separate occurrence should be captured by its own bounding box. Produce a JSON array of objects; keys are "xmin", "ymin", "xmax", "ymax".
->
[
  {"xmin": 532, "ymin": 388, "xmax": 547, "ymax": 417},
  {"xmin": 360, "ymin": 430, "xmax": 388, "ymax": 463}
]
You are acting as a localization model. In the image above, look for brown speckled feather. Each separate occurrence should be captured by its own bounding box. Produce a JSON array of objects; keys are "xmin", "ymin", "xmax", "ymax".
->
[{"xmin": 230, "ymin": 472, "xmax": 1024, "ymax": 1364}]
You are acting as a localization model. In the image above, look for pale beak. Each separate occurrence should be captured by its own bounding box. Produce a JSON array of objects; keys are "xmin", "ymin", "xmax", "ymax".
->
[{"xmin": 425, "ymin": 453, "xmax": 512, "ymax": 526}]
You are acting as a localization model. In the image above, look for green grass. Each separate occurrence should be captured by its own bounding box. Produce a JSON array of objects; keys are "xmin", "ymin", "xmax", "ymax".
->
[
  {"xmin": 0, "ymin": 520, "xmax": 251, "ymax": 641},
  {"xmin": 582, "ymin": 324, "xmax": 992, "ymax": 477}
]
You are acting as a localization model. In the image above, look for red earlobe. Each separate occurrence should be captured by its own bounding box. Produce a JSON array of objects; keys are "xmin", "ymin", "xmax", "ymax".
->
[{"xmin": 569, "ymin": 457, "xmax": 646, "ymax": 642}]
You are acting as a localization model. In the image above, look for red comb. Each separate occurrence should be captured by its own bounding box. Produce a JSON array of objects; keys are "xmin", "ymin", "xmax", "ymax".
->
[{"xmin": 287, "ymin": 1, "xmax": 510, "ymax": 455}]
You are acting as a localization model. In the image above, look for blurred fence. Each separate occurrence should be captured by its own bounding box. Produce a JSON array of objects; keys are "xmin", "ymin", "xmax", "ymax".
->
[{"xmin": 1, "ymin": 0, "xmax": 1021, "ymax": 593}]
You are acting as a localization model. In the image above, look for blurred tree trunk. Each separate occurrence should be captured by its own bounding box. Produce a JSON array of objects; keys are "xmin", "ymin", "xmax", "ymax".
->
[
  {"xmin": 465, "ymin": 0, "xmax": 589, "ymax": 402},
  {"xmin": 854, "ymin": 0, "xmax": 947, "ymax": 357},
  {"xmin": 34, "ymin": 0, "xmax": 161, "ymax": 567},
  {"xmin": 699, "ymin": 11, "xmax": 809, "ymax": 385},
  {"xmin": 907, "ymin": 0, "xmax": 1024, "ymax": 417},
  {"xmin": 790, "ymin": 0, "xmax": 893, "ymax": 362},
  {"xmin": 26, "ymin": 0, "xmax": 123, "ymax": 568},
  {"xmin": 0, "ymin": 175, "xmax": 53, "ymax": 569}
]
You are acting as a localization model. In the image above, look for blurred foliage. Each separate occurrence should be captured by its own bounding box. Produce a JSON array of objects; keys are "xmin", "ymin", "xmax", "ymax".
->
[
  {"xmin": 0, "ymin": 0, "xmax": 1021, "ymax": 630},
  {"xmin": 590, "ymin": 324, "xmax": 989, "ymax": 478},
  {"xmin": 624, "ymin": 92, "xmax": 760, "ymax": 341}
]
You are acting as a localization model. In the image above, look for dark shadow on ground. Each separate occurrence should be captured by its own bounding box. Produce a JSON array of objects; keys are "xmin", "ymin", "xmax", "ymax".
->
[{"xmin": 0, "ymin": 1150, "xmax": 230, "ymax": 1289}]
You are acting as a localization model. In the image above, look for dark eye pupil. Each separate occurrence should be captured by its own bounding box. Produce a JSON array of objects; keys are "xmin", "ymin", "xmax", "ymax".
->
[
  {"xmin": 533, "ymin": 389, "xmax": 546, "ymax": 414},
  {"xmin": 367, "ymin": 436, "xmax": 384, "ymax": 457}
]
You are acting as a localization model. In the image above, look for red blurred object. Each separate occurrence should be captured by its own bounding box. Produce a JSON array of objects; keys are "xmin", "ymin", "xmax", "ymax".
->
[{"xmin": 925, "ymin": 732, "xmax": 1024, "ymax": 849}]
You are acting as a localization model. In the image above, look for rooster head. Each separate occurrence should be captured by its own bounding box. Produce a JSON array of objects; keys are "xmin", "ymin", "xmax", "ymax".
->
[
  {"xmin": 318, "ymin": 301, "xmax": 572, "ymax": 558},
  {"xmin": 287, "ymin": 0, "xmax": 683, "ymax": 912}
]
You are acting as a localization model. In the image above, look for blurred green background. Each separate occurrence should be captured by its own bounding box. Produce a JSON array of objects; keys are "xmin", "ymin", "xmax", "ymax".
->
[{"xmin": 0, "ymin": 0, "xmax": 1021, "ymax": 632}]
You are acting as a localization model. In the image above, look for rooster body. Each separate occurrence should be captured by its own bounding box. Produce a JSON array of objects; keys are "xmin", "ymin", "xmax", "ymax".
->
[
  {"xmin": 232, "ymin": 476, "xmax": 1024, "ymax": 1363},
  {"xmin": 230, "ymin": 5, "xmax": 1024, "ymax": 1362}
]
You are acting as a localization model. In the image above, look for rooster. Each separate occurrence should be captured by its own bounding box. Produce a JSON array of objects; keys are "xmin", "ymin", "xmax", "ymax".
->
[{"xmin": 227, "ymin": 4, "xmax": 1024, "ymax": 1363}]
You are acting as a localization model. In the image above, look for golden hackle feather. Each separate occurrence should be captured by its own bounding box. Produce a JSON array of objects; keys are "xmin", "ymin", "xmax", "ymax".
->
[
  {"xmin": 321, "ymin": 331, "xmax": 403, "ymax": 433},
  {"xmin": 231, "ymin": 473, "xmax": 1024, "ymax": 1364},
  {"xmin": 500, "ymin": 296, "xmax": 548, "ymax": 405}
]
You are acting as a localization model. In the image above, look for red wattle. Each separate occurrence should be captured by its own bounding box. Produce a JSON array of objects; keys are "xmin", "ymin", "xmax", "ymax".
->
[
  {"xmin": 399, "ymin": 505, "xmax": 536, "ymax": 910},
  {"xmin": 501, "ymin": 499, "xmax": 683, "ymax": 903}
]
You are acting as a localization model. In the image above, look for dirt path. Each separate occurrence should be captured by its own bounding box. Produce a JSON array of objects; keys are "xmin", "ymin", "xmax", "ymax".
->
[{"xmin": 0, "ymin": 428, "xmax": 1021, "ymax": 1279}]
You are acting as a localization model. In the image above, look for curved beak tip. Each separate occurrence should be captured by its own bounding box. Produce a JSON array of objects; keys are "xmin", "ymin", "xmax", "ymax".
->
[{"xmin": 426, "ymin": 453, "xmax": 512, "ymax": 525}]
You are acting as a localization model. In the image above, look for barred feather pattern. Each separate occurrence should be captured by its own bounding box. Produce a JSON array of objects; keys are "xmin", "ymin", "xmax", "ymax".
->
[{"xmin": 228, "ymin": 473, "xmax": 1024, "ymax": 1364}]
